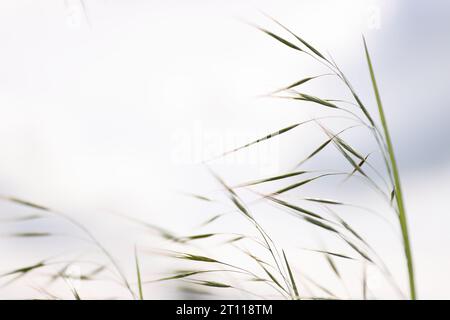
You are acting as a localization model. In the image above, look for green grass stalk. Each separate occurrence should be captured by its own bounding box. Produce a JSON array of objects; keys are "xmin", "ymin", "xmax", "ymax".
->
[{"xmin": 363, "ymin": 37, "xmax": 416, "ymax": 300}]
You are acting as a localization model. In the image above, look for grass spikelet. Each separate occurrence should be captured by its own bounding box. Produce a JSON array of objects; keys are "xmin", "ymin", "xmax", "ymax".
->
[
  {"xmin": 363, "ymin": 36, "xmax": 416, "ymax": 299},
  {"xmin": 256, "ymin": 27, "xmax": 303, "ymax": 52}
]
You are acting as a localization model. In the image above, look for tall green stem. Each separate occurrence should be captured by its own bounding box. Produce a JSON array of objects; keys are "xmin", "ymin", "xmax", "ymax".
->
[{"xmin": 363, "ymin": 37, "xmax": 416, "ymax": 300}]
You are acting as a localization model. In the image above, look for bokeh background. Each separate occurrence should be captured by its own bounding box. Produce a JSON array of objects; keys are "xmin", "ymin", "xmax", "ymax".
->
[{"xmin": 0, "ymin": 0, "xmax": 449, "ymax": 299}]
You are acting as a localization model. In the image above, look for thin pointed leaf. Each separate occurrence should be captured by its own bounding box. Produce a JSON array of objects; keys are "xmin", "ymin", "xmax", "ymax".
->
[
  {"xmin": 296, "ymin": 139, "xmax": 332, "ymax": 168},
  {"xmin": 0, "ymin": 214, "xmax": 43, "ymax": 223},
  {"xmin": 318, "ymin": 125, "xmax": 369, "ymax": 178},
  {"xmin": 349, "ymin": 154, "xmax": 370, "ymax": 177},
  {"xmin": 341, "ymin": 237, "xmax": 373, "ymax": 263},
  {"xmin": 303, "ymin": 198, "xmax": 343, "ymax": 205},
  {"xmin": 194, "ymin": 280, "xmax": 231, "ymax": 288},
  {"xmin": 257, "ymin": 27, "xmax": 303, "ymax": 52},
  {"xmin": 295, "ymin": 126, "xmax": 357, "ymax": 168},
  {"xmin": 330, "ymin": 59, "xmax": 375, "ymax": 127},
  {"xmin": 178, "ymin": 234, "xmax": 216, "ymax": 242},
  {"xmin": 296, "ymin": 93, "xmax": 339, "ymax": 109},
  {"xmin": 135, "ymin": 247, "xmax": 144, "ymax": 300},
  {"xmin": 362, "ymin": 263, "xmax": 368, "ymax": 300},
  {"xmin": 69, "ymin": 284, "xmax": 81, "ymax": 300},
  {"xmin": 272, "ymin": 75, "xmax": 327, "ymax": 94},
  {"xmin": 264, "ymin": 14, "xmax": 327, "ymax": 60},
  {"xmin": 1, "ymin": 261, "xmax": 46, "ymax": 278},
  {"xmin": 325, "ymin": 254, "xmax": 340, "ymax": 279},
  {"xmin": 3, "ymin": 197, "xmax": 50, "ymax": 211},
  {"xmin": 200, "ymin": 214, "xmax": 223, "ymax": 227},
  {"xmin": 218, "ymin": 123, "xmax": 301, "ymax": 158},
  {"xmin": 265, "ymin": 195, "xmax": 326, "ymax": 220},
  {"xmin": 273, "ymin": 173, "xmax": 341, "ymax": 195},
  {"xmin": 304, "ymin": 216, "xmax": 339, "ymax": 233},
  {"xmin": 259, "ymin": 263, "xmax": 285, "ymax": 293},
  {"xmin": 283, "ymin": 251, "xmax": 299, "ymax": 299},
  {"xmin": 177, "ymin": 254, "xmax": 219, "ymax": 264},
  {"xmin": 3, "ymin": 232, "xmax": 52, "ymax": 238},
  {"xmin": 155, "ymin": 271, "xmax": 203, "ymax": 282},
  {"xmin": 301, "ymin": 248, "xmax": 353, "ymax": 260},
  {"xmin": 335, "ymin": 136, "xmax": 366, "ymax": 161},
  {"xmin": 223, "ymin": 235, "xmax": 245, "ymax": 244},
  {"xmin": 181, "ymin": 192, "xmax": 213, "ymax": 202},
  {"xmin": 234, "ymin": 171, "xmax": 308, "ymax": 188}
]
